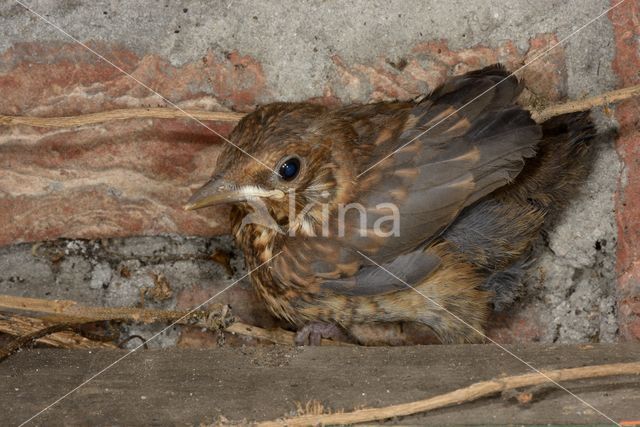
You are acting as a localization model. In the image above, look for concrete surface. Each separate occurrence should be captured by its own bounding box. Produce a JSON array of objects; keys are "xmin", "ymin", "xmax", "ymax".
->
[{"xmin": 0, "ymin": 0, "xmax": 637, "ymax": 344}]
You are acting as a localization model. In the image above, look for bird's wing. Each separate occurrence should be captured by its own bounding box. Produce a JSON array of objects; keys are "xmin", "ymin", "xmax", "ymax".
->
[
  {"xmin": 343, "ymin": 64, "xmax": 541, "ymax": 262},
  {"xmin": 276, "ymin": 65, "xmax": 542, "ymax": 297}
]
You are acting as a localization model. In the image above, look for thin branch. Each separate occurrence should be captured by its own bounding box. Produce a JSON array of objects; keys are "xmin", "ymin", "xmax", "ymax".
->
[
  {"xmin": 0, "ymin": 294, "xmax": 189, "ymax": 323},
  {"xmin": 258, "ymin": 362, "xmax": 640, "ymax": 426},
  {"xmin": 0, "ymin": 294, "xmax": 350, "ymax": 346},
  {"xmin": 531, "ymin": 84, "xmax": 640, "ymax": 121},
  {"xmin": 1, "ymin": 84, "xmax": 638, "ymax": 130},
  {"xmin": 0, "ymin": 108, "xmax": 245, "ymax": 129}
]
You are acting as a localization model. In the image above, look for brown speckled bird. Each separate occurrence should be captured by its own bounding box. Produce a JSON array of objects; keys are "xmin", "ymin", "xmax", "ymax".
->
[{"xmin": 185, "ymin": 64, "xmax": 595, "ymax": 345}]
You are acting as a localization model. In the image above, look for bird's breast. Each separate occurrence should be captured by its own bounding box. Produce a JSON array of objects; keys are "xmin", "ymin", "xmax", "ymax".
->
[{"xmin": 232, "ymin": 214, "xmax": 302, "ymax": 323}]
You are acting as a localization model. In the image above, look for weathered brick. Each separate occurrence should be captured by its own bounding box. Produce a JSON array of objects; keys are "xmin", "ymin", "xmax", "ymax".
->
[
  {"xmin": 610, "ymin": 0, "xmax": 640, "ymax": 341},
  {"xmin": 0, "ymin": 43, "xmax": 267, "ymax": 246}
]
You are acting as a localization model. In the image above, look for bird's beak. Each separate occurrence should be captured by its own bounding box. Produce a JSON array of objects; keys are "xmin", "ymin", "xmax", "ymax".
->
[{"xmin": 183, "ymin": 177, "xmax": 285, "ymax": 211}]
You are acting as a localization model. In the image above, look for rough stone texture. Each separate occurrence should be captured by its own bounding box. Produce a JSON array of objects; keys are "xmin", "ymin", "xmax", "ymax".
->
[{"xmin": 0, "ymin": 0, "xmax": 633, "ymax": 345}]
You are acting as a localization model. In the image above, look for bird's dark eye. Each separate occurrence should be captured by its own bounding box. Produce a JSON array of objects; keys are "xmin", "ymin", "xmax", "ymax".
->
[{"xmin": 278, "ymin": 157, "xmax": 301, "ymax": 181}]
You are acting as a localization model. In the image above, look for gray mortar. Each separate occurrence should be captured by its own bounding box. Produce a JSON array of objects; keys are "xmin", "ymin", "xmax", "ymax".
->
[
  {"xmin": 0, "ymin": 0, "xmax": 622, "ymax": 343},
  {"xmin": 0, "ymin": 236, "xmax": 248, "ymax": 348}
]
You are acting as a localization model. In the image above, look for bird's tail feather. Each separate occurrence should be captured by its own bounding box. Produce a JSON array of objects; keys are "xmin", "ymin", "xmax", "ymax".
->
[
  {"xmin": 442, "ymin": 111, "xmax": 596, "ymax": 310},
  {"xmin": 507, "ymin": 111, "xmax": 596, "ymax": 213}
]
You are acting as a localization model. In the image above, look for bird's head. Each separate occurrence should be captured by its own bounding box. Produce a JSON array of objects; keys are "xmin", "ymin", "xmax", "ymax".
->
[{"xmin": 184, "ymin": 103, "xmax": 358, "ymax": 236}]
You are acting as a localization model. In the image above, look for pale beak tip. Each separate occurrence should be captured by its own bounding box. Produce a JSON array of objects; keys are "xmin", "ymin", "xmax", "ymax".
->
[{"xmin": 183, "ymin": 203, "xmax": 196, "ymax": 211}]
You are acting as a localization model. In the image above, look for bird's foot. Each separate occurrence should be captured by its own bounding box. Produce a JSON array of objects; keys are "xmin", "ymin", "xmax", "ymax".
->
[{"xmin": 294, "ymin": 322, "xmax": 349, "ymax": 346}]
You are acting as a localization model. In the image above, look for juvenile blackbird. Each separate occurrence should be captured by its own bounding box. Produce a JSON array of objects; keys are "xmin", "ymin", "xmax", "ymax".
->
[{"xmin": 185, "ymin": 64, "xmax": 595, "ymax": 345}]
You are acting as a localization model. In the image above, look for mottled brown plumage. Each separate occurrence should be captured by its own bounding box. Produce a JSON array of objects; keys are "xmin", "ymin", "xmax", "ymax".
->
[{"xmin": 186, "ymin": 64, "xmax": 595, "ymax": 345}]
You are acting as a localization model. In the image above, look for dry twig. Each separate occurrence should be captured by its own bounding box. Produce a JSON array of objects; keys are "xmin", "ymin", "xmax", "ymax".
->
[
  {"xmin": 0, "ymin": 294, "xmax": 350, "ymax": 346},
  {"xmin": 258, "ymin": 362, "xmax": 640, "ymax": 426},
  {"xmin": 0, "ymin": 108, "xmax": 244, "ymax": 128},
  {"xmin": 0, "ymin": 323, "xmax": 80, "ymax": 362},
  {"xmin": 0, "ymin": 84, "xmax": 638, "ymax": 130},
  {"xmin": 0, "ymin": 314, "xmax": 116, "ymax": 350},
  {"xmin": 531, "ymin": 84, "xmax": 640, "ymax": 121}
]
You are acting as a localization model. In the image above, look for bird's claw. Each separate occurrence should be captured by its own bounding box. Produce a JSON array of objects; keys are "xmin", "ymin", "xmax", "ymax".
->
[{"xmin": 294, "ymin": 322, "xmax": 349, "ymax": 346}]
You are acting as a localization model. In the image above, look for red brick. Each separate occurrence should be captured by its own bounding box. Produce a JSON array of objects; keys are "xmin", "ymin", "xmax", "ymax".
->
[
  {"xmin": 0, "ymin": 43, "xmax": 267, "ymax": 246},
  {"xmin": 522, "ymin": 33, "xmax": 567, "ymax": 102},
  {"xmin": 610, "ymin": 0, "xmax": 640, "ymax": 341}
]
